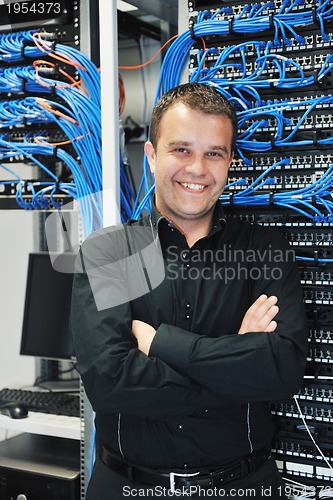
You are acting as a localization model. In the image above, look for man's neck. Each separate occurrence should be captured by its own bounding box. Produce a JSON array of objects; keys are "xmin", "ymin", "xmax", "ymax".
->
[
  {"xmin": 181, "ymin": 219, "xmax": 212, "ymax": 247},
  {"xmin": 158, "ymin": 210, "xmax": 213, "ymax": 248}
]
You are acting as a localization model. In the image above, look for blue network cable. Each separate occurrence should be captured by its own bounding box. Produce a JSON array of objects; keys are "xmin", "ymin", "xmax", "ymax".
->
[
  {"xmin": 0, "ymin": 132, "xmax": 102, "ymax": 235},
  {"xmin": 191, "ymin": 47, "xmax": 333, "ymax": 93},
  {"xmin": 0, "ymin": 29, "xmax": 137, "ymax": 233},
  {"xmin": 221, "ymin": 155, "xmax": 333, "ymax": 223},
  {"xmin": 130, "ymin": 0, "xmax": 333, "ymax": 218},
  {"xmin": 155, "ymin": 0, "xmax": 333, "ymax": 100}
]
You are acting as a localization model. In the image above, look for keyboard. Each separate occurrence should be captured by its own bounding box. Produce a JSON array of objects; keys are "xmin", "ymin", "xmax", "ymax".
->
[{"xmin": 0, "ymin": 388, "xmax": 80, "ymax": 417}]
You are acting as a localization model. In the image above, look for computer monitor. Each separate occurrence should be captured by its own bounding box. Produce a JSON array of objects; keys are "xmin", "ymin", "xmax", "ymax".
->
[{"xmin": 20, "ymin": 252, "xmax": 76, "ymax": 362}]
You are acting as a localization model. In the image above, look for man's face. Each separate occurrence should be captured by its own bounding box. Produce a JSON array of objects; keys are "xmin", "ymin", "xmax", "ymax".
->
[{"xmin": 145, "ymin": 102, "xmax": 234, "ymax": 228}]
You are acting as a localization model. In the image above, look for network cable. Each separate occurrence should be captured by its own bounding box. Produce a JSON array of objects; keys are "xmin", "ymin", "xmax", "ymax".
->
[
  {"xmin": 131, "ymin": 1, "xmax": 333, "ymax": 218},
  {"xmin": 155, "ymin": 0, "xmax": 333, "ymax": 99},
  {"xmin": 0, "ymin": 29, "xmax": 136, "ymax": 232}
]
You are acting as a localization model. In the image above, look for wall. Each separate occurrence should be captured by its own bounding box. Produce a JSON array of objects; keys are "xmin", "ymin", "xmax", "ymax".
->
[
  {"xmin": 0, "ymin": 209, "xmax": 37, "ymax": 390},
  {"xmin": 0, "ymin": 208, "xmax": 37, "ymax": 441}
]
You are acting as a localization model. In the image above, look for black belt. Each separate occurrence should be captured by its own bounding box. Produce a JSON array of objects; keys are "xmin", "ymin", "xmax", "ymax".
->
[{"xmin": 99, "ymin": 443, "xmax": 271, "ymax": 492}]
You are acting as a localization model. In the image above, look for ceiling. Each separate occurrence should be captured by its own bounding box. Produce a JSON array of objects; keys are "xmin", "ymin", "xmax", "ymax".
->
[
  {"xmin": 117, "ymin": 0, "xmax": 179, "ymax": 40},
  {"xmin": 119, "ymin": 0, "xmax": 178, "ymax": 26}
]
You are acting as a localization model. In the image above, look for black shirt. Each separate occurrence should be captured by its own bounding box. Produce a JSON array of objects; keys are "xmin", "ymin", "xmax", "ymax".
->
[{"xmin": 70, "ymin": 202, "xmax": 308, "ymax": 470}]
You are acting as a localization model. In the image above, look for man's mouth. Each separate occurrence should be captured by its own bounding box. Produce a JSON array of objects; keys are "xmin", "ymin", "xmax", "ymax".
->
[{"xmin": 180, "ymin": 182, "xmax": 206, "ymax": 191}]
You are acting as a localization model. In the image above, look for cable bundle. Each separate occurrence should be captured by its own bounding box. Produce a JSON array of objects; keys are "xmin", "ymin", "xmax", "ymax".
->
[
  {"xmin": 190, "ymin": 45, "xmax": 333, "ymax": 99},
  {"xmin": 155, "ymin": 0, "xmax": 333, "ymax": 99},
  {"xmin": 221, "ymin": 157, "xmax": 333, "ymax": 222},
  {"xmin": 0, "ymin": 29, "xmax": 136, "ymax": 234},
  {"xmin": 131, "ymin": 0, "xmax": 333, "ymax": 226}
]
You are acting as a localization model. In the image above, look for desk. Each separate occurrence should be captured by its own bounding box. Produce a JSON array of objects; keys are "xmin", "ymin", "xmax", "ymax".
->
[{"xmin": 0, "ymin": 411, "xmax": 80, "ymax": 440}]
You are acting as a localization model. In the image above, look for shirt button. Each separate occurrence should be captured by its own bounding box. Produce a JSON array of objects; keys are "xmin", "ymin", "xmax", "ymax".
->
[
  {"xmin": 183, "ymin": 463, "xmax": 188, "ymax": 468},
  {"xmin": 186, "ymin": 315, "xmax": 190, "ymax": 320},
  {"xmin": 186, "ymin": 263, "xmax": 190, "ymax": 268},
  {"xmin": 177, "ymin": 424, "xmax": 183, "ymax": 430},
  {"xmin": 182, "ymin": 252, "xmax": 189, "ymax": 260},
  {"xmin": 186, "ymin": 303, "xmax": 191, "ymax": 308}
]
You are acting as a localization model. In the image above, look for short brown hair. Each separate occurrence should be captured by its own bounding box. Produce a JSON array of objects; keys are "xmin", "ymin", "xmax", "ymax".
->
[{"xmin": 149, "ymin": 83, "xmax": 238, "ymax": 153}]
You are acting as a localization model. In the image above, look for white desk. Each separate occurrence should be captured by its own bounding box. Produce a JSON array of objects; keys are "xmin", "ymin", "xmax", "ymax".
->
[{"xmin": 0, "ymin": 411, "xmax": 80, "ymax": 440}]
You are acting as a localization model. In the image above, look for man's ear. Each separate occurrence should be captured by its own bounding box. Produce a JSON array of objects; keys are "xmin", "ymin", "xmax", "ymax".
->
[{"xmin": 144, "ymin": 141, "xmax": 156, "ymax": 174}]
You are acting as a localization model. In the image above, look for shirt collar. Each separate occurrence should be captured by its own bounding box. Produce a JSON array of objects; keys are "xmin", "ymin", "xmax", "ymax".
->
[{"xmin": 150, "ymin": 201, "xmax": 226, "ymax": 238}]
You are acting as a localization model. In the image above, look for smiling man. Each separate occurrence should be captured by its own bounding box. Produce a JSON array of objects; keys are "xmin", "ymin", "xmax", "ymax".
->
[
  {"xmin": 145, "ymin": 98, "xmax": 234, "ymax": 247},
  {"xmin": 71, "ymin": 83, "xmax": 308, "ymax": 500}
]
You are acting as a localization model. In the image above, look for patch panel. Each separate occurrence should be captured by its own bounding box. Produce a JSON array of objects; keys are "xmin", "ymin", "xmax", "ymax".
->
[
  {"xmin": 230, "ymin": 153, "xmax": 333, "ymax": 172},
  {"xmin": 284, "ymin": 228, "xmax": 333, "ymax": 247},
  {"xmin": 190, "ymin": 32, "xmax": 333, "ymax": 62},
  {"xmin": 0, "ymin": 192, "xmax": 72, "ymax": 210},
  {"xmin": 272, "ymin": 436, "xmax": 333, "ymax": 466},
  {"xmin": 298, "ymin": 264, "xmax": 333, "ymax": 285},
  {"xmin": 0, "ymin": 129, "xmax": 69, "ymax": 145},
  {"xmin": 0, "ymin": 64, "xmax": 79, "ymax": 96},
  {"xmin": 307, "ymin": 344, "xmax": 333, "ymax": 365},
  {"xmin": 238, "ymin": 109, "xmax": 333, "ymax": 137},
  {"xmin": 271, "ymin": 400, "xmax": 333, "ymax": 422},
  {"xmin": 303, "ymin": 287, "xmax": 333, "ymax": 306},
  {"xmin": 189, "ymin": 0, "xmax": 311, "ymax": 18},
  {"xmin": 0, "ymin": 178, "xmax": 71, "ymax": 197},
  {"xmin": 226, "ymin": 170, "xmax": 325, "ymax": 191},
  {"xmin": 190, "ymin": 48, "xmax": 333, "ymax": 89},
  {"xmin": 300, "ymin": 269, "xmax": 333, "ymax": 285},
  {"xmin": 275, "ymin": 453, "xmax": 333, "ymax": 482},
  {"xmin": 224, "ymin": 209, "xmax": 323, "ymax": 225},
  {"xmin": 308, "ymin": 328, "xmax": 333, "ymax": 344},
  {"xmin": 298, "ymin": 380, "xmax": 333, "ymax": 402}
]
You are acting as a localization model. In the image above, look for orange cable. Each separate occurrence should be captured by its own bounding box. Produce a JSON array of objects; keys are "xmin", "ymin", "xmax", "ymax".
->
[
  {"xmin": 32, "ymin": 32, "xmax": 87, "ymax": 71},
  {"xmin": 33, "ymin": 60, "xmax": 84, "ymax": 90},
  {"xmin": 35, "ymin": 135, "xmax": 84, "ymax": 146},
  {"xmin": 118, "ymin": 33, "xmax": 207, "ymax": 70},
  {"xmin": 36, "ymin": 97, "xmax": 79, "ymax": 125},
  {"xmin": 119, "ymin": 34, "xmax": 179, "ymax": 70}
]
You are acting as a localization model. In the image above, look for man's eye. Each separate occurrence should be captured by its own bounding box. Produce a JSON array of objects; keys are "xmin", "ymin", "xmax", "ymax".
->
[
  {"xmin": 175, "ymin": 148, "xmax": 188, "ymax": 153},
  {"xmin": 207, "ymin": 152, "xmax": 222, "ymax": 158}
]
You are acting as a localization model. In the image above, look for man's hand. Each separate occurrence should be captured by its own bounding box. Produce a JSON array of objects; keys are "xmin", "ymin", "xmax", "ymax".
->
[
  {"xmin": 132, "ymin": 320, "xmax": 156, "ymax": 355},
  {"xmin": 238, "ymin": 294, "xmax": 279, "ymax": 335}
]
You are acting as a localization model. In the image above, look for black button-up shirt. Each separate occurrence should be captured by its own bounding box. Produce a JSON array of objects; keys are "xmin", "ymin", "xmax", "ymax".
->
[{"xmin": 70, "ymin": 202, "xmax": 308, "ymax": 470}]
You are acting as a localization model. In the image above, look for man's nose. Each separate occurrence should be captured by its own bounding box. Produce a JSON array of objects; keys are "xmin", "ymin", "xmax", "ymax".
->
[{"xmin": 185, "ymin": 156, "xmax": 207, "ymax": 176}]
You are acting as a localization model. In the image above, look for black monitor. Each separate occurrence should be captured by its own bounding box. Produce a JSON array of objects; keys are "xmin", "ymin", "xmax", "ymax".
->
[{"xmin": 20, "ymin": 253, "xmax": 75, "ymax": 362}]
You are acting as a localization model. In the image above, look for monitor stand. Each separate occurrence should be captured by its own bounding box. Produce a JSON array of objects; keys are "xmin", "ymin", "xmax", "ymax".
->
[{"xmin": 39, "ymin": 378, "xmax": 80, "ymax": 393}]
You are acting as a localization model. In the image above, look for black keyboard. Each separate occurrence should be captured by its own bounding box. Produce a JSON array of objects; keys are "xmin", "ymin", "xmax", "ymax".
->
[{"xmin": 0, "ymin": 388, "xmax": 80, "ymax": 417}]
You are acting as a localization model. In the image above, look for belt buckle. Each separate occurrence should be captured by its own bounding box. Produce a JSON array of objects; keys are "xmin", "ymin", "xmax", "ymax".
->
[{"xmin": 169, "ymin": 471, "xmax": 200, "ymax": 493}]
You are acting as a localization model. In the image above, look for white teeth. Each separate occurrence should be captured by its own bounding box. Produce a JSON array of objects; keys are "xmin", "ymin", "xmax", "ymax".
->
[{"xmin": 181, "ymin": 182, "xmax": 205, "ymax": 190}]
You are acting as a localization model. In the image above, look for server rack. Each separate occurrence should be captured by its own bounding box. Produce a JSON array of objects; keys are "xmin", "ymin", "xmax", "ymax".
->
[
  {"xmin": 0, "ymin": 2, "xmax": 99, "ymax": 499},
  {"xmin": 187, "ymin": 0, "xmax": 333, "ymax": 495}
]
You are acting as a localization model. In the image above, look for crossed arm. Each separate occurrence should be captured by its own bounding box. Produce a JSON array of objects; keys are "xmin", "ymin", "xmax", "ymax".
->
[{"xmin": 133, "ymin": 294, "xmax": 279, "ymax": 355}]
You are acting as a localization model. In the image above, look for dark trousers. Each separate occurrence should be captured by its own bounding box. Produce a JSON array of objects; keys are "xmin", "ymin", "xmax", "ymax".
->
[{"xmin": 86, "ymin": 454, "xmax": 287, "ymax": 500}]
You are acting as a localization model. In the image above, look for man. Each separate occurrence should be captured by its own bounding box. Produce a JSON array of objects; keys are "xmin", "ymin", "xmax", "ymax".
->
[{"xmin": 70, "ymin": 83, "xmax": 308, "ymax": 499}]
